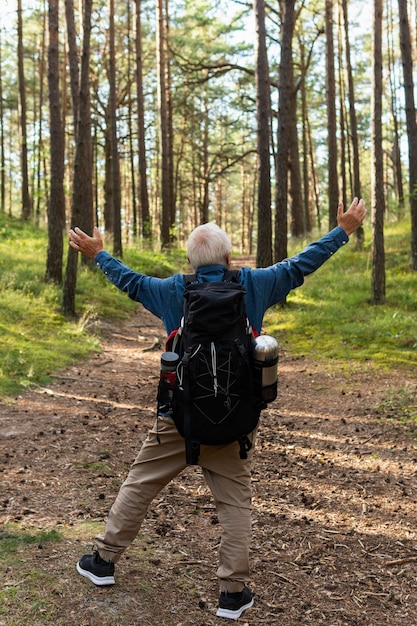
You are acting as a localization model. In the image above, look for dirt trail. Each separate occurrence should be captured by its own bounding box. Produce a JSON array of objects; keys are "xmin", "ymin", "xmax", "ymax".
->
[{"xmin": 1, "ymin": 304, "xmax": 416, "ymax": 625}]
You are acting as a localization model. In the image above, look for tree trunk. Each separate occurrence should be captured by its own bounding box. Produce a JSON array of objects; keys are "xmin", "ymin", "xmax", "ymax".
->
[
  {"xmin": 398, "ymin": 0, "xmax": 417, "ymax": 270},
  {"xmin": 17, "ymin": 0, "xmax": 32, "ymax": 220},
  {"xmin": 109, "ymin": 0, "xmax": 122, "ymax": 257},
  {"xmin": 299, "ymin": 40, "xmax": 312, "ymax": 231},
  {"xmin": 126, "ymin": 0, "xmax": 138, "ymax": 238},
  {"xmin": 62, "ymin": 0, "xmax": 93, "ymax": 316},
  {"xmin": 157, "ymin": 0, "xmax": 174, "ymax": 247},
  {"xmin": 275, "ymin": 0, "xmax": 295, "ymax": 263},
  {"xmin": 337, "ymin": 9, "xmax": 347, "ymax": 211},
  {"xmin": 325, "ymin": 0, "xmax": 338, "ymax": 229},
  {"xmin": 371, "ymin": 0, "xmax": 386, "ymax": 304},
  {"xmin": 342, "ymin": 0, "xmax": 364, "ymax": 249},
  {"xmin": 201, "ymin": 80, "xmax": 210, "ymax": 224},
  {"xmin": 0, "ymin": 30, "xmax": 5, "ymax": 213},
  {"xmin": 65, "ymin": 0, "xmax": 79, "ymax": 133},
  {"xmin": 386, "ymin": 0, "xmax": 404, "ymax": 215},
  {"xmin": 254, "ymin": 0, "xmax": 272, "ymax": 267},
  {"xmin": 45, "ymin": 0, "xmax": 65, "ymax": 285},
  {"xmin": 135, "ymin": 0, "xmax": 151, "ymax": 238},
  {"xmin": 35, "ymin": 7, "xmax": 47, "ymax": 226},
  {"xmin": 103, "ymin": 120, "xmax": 114, "ymax": 233},
  {"xmin": 289, "ymin": 108, "xmax": 304, "ymax": 237}
]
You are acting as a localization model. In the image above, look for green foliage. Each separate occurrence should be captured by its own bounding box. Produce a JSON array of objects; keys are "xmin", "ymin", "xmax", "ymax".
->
[
  {"xmin": 0, "ymin": 214, "xmax": 415, "ymax": 400},
  {"xmin": 264, "ymin": 220, "xmax": 417, "ymax": 370},
  {"xmin": 0, "ymin": 214, "xmax": 184, "ymax": 398}
]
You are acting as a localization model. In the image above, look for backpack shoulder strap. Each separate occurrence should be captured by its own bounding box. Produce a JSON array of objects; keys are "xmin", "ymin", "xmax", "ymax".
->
[
  {"xmin": 183, "ymin": 273, "xmax": 197, "ymax": 286},
  {"xmin": 223, "ymin": 269, "xmax": 240, "ymax": 283},
  {"xmin": 183, "ymin": 269, "xmax": 240, "ymax": 286}
]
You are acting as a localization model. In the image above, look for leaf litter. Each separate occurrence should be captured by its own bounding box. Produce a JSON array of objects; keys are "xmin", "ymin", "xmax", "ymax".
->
[{"xmin": 0, "ymin": 305, "xmax": 416, "ymax": 625}]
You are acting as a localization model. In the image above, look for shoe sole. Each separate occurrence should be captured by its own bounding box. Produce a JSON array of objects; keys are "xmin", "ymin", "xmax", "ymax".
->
[
  {"xmin": 76, "ymin": 562, "xmax": 115, "ymax": 586},
  {"xmin": 216, "ymin": 598, "xmax": 254, "ymax": 619}
]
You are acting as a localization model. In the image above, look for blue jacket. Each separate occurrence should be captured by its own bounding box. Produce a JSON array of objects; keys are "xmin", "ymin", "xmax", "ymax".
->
[{"xmin": 94, "ymin": 226, "xmax": 349, "ymax": 335}]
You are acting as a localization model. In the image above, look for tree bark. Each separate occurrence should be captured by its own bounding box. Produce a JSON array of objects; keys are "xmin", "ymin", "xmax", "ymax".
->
[
  {"xmin": 275, "ymin": 0, "xmax": 295, "ymax": 263},
  {"xmin": 341, "ymin": 0, "xmax": 364, "ymax": 249},
  {"xmin": 17, "ymin": 0, "xmax": 32, "ymax": 220},
  {"xmin": 157, "ymin": 0, "xmax": 174, "ymax": 247},
  {"xmin": 325, "ymin": 0, "xmax": 338, "ymax": 229},
  {"xmin": 0, "ymin": 31, "xmax": 6, "ymax": 212},
  {"xmin": 135, "ymin": 0, "xmax": 151, "ymax": 238},
  {"xmin": 45, "ymin": 0, "xmax": 66, "ymax": 284},
  {"xmin": 254, "ymin": 0, "xmax": 272, "ymax": 267},
  {"xmin": 108, "ymin": 0, "xmax": 122, "ymax": 257},
  {"xmin": 62, "ymin": 0, "xmax": 93, "ymax": 316},
  {"xmin": 64, "ymin": 0, "xmax": 79, "ymax": 133},
  {"xmin": 398, "ymin": 0, "xmax": 417, "ymax": 270},
  {"xmin": 371, "ymin": 0, "xmax": 386, "ymax": 304}
]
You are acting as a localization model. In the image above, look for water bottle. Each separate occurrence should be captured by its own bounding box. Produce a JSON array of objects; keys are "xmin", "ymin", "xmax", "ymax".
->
[
  {"xmin": 160, "ymin": 351, "xmax": 179, "ymax": 387},
  {"xmin": 253, "ymin": 335, "xmax": 278, "ymax": 403},
  {"xmin": 157, "ymin": 351, "xmax": 179, "ymax": 417}
]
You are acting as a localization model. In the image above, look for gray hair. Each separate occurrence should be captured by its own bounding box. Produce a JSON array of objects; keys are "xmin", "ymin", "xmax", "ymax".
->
[{"xmin": 186, "ymin": 223, "xmax": 231, "ymax": 269}]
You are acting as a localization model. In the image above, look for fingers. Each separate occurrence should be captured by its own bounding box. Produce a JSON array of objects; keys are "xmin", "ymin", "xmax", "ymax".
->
[
  {"xmin": 68, "ymin": 226, "xmax": 104, "ymax": 258},
  {"xmin": 353, "ymin": 198, "xmax": 367, "ymax": 220},
  {"xmin": 349, "ymin": 197, "xmax": 359, "ymax": 210},
  {"xmin": 341, "ymin": 196, "xmax": 366, "ymax": 218},
  {"xmin": 68, "ymin": 227, "xmax": 90, "ymax": 252}
]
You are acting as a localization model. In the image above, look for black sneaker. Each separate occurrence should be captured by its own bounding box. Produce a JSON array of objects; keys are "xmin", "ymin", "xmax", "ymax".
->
[
  {"xmin": 76, "ymin": 551, "xmax": 115, "ymax": 586},
  {"xmin": 216, "ymin": 586, "xmax": 254, "ymax": 619}
]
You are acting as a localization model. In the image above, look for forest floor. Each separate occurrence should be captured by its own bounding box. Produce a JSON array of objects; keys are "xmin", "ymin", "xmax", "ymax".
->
[{"xmin": 1, "ymin": 271, "xmax": 417, "ymax": 625}]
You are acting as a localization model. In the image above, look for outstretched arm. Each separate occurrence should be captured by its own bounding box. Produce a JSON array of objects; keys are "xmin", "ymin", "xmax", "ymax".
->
[
  {"xmin": 337, "ymin": 197, "xmax": 367, "ymax": 236},
  {"xmin": 69, "ymin": 226, "xmax": 104, "ymax": 259}
]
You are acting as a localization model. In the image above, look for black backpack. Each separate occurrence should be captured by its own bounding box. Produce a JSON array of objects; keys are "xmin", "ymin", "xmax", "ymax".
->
[{"xmin": 158, "ymin": 270, "xmax": 262, "ymax": 464}]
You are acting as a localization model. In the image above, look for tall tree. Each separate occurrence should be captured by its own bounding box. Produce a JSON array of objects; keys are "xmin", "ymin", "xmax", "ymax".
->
[
  {"xmin": 299, "ymin": 38, "xmax": 312, "ymax": 231},
  {"xmin": 398, "ymin": 0, "xmax": 417, "ymax": 270},
  {"xmin": 341, "ymin": 0, "xmax": 363, "ymax": 249},
  {"xmin": 62, "ymin": 0, "xmax": 93, "ymax": 315},
  {"xmin": 254, "ymin": 0, "xmax": 272, "ymax": 267},
  {"xmin": 0, "ymin": 29, "xmax": 5, "ymax": 213},
  {"xmin": 135, "ymin": 0, "xmax": 151, "ymax": 238},
  {"xmin": 371, "ymin": 0, "xmax": 385, "ymax": 304},
  {"xmin": 337, "ymin": 7, "xmax": 347, "ymax": 210},
  {"xmin": 17, "ymin": 0, "xmax": 32, "ymax": 220},
  {"xmin": 297, "ymin": 26, "xmax": 323, "ymax": 231},
  {"xmin": 108, "ymin": 0, "xmax": 122, "ymax": 256},
  {"xmin": 387, "ymin": 0, "xmax": 404, "ymax": 215},
  {"xmin": 275, "ymin": 0, "xmax": 295, "ymax": 263},
  {"xmin": 45, "ymin": 0, "xmax": 65, "ymax": 284},
  {"xmin": 157, "ymin": 0, "xmax": 174, "ymax": 246},
  {"xmin": 289, "ymin": 100, "xmax": 304, "ymax": 237},
  {"xmin": 200, "ymin": 78, "xmax": 210, "ymax": 223},
  {"xmin": 65, "ymin": 0, "xmax": 80, "ymax": 130},
  {"xmin": 325, "ymin": 0, "xmax": 338, "ymax": 228},
  {"xmin": 126, "ymin": 0, "xmax": 138, "ymax": 237},
  {"xmin": 34, "ymin": 4, "xmax": 47, "ymax": 225}
]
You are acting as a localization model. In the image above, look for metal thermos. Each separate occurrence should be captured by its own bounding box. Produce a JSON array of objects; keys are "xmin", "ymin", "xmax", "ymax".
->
[{"xmin": 253, "ymin": 335, "xmax": 278, "ymax": 403}]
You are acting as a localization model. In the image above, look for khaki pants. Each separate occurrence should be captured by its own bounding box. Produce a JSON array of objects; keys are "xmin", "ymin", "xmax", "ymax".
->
[{"xmin": 95, "ymin": 416, "xmax": 256, "ymax": 592}]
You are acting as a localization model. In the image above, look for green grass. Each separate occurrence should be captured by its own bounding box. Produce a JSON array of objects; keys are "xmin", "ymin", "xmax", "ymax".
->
[
  {"xmin": 0, "ymin": 213, "xmax": 415, "ymax": 399},
  {"xmin": 264, "ymin": 219, "xmax": 417, "ymax": 370},
  {"xmin": 0, "ymin": 214, "xmax": 185, "ymax": 398},
  {"xmin": 0, "ymin": 526, "xmax": 63, "ymax": 558}
]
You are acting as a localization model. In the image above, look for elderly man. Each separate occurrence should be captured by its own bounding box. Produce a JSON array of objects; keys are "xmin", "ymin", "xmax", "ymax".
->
[{"xmin": 69, "ymin": 197, "xmax": 366, "ymax": 620}]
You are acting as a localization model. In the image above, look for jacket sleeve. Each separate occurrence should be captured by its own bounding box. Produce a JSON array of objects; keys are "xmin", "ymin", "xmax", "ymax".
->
[
  {"xmin": 242, "ymin": 227, "xmax": 349, "ymax": 325},
  {"xmin": 93, "ymin": 251, "xmax": 183, "ymax": 331}
]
